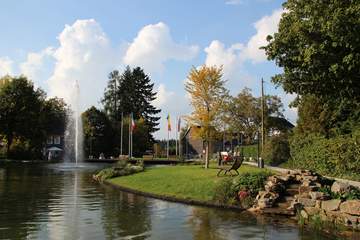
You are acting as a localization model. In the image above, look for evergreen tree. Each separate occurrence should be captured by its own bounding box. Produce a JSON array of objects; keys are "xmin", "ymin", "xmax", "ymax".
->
[{"xmin": 102, "ymin": 66, "xmax": 160, "ymax": 142}]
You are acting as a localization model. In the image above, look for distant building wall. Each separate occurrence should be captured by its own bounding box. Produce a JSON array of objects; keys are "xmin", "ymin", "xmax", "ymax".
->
[{"xmin": 181, "ymin": 126, "xmax": 222, "ymax": 159}]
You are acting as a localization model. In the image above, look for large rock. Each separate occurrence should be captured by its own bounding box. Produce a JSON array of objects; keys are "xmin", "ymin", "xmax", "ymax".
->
[
  {"xmin": 309, "ymin": 191, "xmax": 329, "ymax": 201},
  {"xmin": 302, "ymin": 175, "xmax": 318, "ymax": 182},
  {"xmin": 299, "ymin": 185, "xmax": 317, "ymax": 194},
  {"xmin": 341, "ymin": 213, "xmax": 359, "ymax": 226},
  {"xmin": 339, "ymin": 200, "xmax": 360, "ymax": 216},
  {"xmin": 300, "ymin": 210, "xmax": 309, "ymax": 220},
  {"xmin": 298, "ymin": 197, "xmax": 316, "ymax": 207},
  {"xmin": 331, "ymin": 181, "xmax": 350, "ymax": 194},
  {"xmin": 321, "ymin": 199, "xmax": 341, "ymax": 211},
  {"xmin": 304, "ymin": 207, "xmax": 320, "ymax": 216},
  {"xmin": 256, "ymin": 191, "xmax": 279, "ymax": 209},
  {"xmin": 326, "ymin": 210, "xmax": 342, "ymax": 223}
]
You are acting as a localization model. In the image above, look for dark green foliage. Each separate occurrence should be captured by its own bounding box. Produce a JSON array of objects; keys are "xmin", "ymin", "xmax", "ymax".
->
[
  {"xmin": 262, "ymin": 134, "xmax": 290, "ymax": 166},
  {"xmin": 231, "ymin": 171, "xmax": 272, "ymax": 196},
  {"xmin": 0, "ymin": 76, "xmax": 67, "ymax": 159},
  {"xmin": 82, "ymin": 106, "xmax": 115, "ymax": 158},
  {"xmin": 235, "ymin": 145, "xmax": 258, "ymax": 158},
  {"xmin": 0, "ymin": 76, "xmax": 44, "ymax": 156},
  {"xmin": 295, "ymin": 95, "xmax": 360, "ymax": 137},
  {"xmin": 102, "ymin": 66, "xmax": 160, "ymax": 142},
  {"xmin": 212, "ymin": 178, "xmax": 236, "ymax": 205},
  {"xmin": 212, "ymin": 171, "xmax": 271, "ymax": 205},
  {"xmin": 223, "ymin": 88, "xmax": 285, "ymax": 143},
  {"xmin": 264, "ymin": 1, "xmax": 360, "ymax": 177},
  {"xmin": 94, "ymin": 161, "xmax": 144, "ymax": 182},
  {"xmin": 264, "ymin": 0, "xmax": 360, "ymax": 102},
  {"xmin": 8, "ymin": 140, "xmax": 30, "ymax": 160},
  {"xmin": 288, "ymin": 132, "xmax": 360, "ymax": 178}
]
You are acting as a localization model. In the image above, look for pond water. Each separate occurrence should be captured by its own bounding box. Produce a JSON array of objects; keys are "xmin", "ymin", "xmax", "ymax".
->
[{"xmin": 0, "ymin": 162, "xmax": 348, "ymax": 240}]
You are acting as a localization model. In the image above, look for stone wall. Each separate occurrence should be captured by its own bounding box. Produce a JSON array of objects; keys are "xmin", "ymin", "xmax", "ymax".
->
[{"xmin": 253, "ymin": 170, "xmax": 360, "ymax": 230}]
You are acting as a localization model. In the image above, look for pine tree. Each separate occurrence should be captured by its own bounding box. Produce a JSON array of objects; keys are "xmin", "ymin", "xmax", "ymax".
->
[{"xmin": 102, "ymin": 66, "xmax": 161, "ymax": 142}]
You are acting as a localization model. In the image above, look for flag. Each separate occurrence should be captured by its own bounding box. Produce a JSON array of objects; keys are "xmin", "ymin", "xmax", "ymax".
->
[
  {"xmin": 131, "ymin": 113, "xmax": 136, "ymax": 131},
  {"xmin": 167, "ymin": 114, "xmax": 171, "ymax": 131},
  {"xmin": 177, "ymin": 117, "xmax": 181, "ymax": 132}
]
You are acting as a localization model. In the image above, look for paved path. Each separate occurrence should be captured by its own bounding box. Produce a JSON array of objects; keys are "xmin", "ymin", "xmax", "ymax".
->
[{"xmin": 244, "ymin": 161, "xmax": 360, "ymax": 189}]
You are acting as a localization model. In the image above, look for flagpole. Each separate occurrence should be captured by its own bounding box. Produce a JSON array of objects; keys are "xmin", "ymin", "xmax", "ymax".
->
[
  {"xmin": 167, "ymin": 129, "xmax": 169, "ymax": 159},
  {"xmin": 128, "ymin": 114, "xmax": 131, "ymax": 159},
  {"xmin": 120, "ymin": 112, "xmax": 123, "ymax": 157},
  {"xmin": 178, "ymin": 116, "xmax": 181, "ymax": 159},
  {"xmin": 131, "ymin": 113, "xmax": 133, "ymax": 159},
  {"xmin": 175, "ymin": 116, "xmax": 178, "ymax": 157}
]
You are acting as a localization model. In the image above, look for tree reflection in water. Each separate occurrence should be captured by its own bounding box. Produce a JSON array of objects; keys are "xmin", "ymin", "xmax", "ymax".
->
[{"xmin": 101, "ymin": 188, "xmax": 151, "ymax": 239}]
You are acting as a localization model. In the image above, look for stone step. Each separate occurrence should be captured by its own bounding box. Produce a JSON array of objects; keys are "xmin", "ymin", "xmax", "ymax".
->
[
  {"xmin": 287, "ymin": 184, "xmax": 300, "ymax": 189},
  {"xmin": 285, "ymin": 188, "xmax": 299, "ymax": 196},
  {"xmin": 277, "ymin": 202, "xmax": 291, "ymax": 209},
  {"xmin": 281, "ymin": 196, "xmax": 295, "ymax": 202}
]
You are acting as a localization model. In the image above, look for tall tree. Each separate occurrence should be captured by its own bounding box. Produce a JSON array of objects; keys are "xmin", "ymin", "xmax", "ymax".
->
[
  {"xmin": 82, "ymin": 106, "xmax": 114, "ymax": 157},
  {"xmin": 31, "ymin": 97, "xmax": 67, "ymax": 156},
  {"xmin": 264, "ymin": 0, "xmax": 360, "ymax": 101},
  {"xmin": 0, "ymin": 76, "xmax": 44, "ymax": 156},
  {"xmin": 223, "ymin": 88, "xmax": 284, "ymax": 143},
  {"xmin": 0, "ymin": 76, "xmax": 67, "ymax": 159},
  {"xmin": 263, "ymin": 0, "xmax": 360, "ymax": 134},
  {"xmin": 185, "ymin": 65, "xmax": 228, "ymax": 169},
  {"xmin": 102, "ymin": 66, "xmax": 160, "ymax": 142}
]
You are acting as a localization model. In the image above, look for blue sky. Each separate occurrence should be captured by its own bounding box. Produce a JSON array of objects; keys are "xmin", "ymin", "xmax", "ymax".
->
[{"xmin": 0, "ymin": 0, "xmax": 296, "ymax": 139}]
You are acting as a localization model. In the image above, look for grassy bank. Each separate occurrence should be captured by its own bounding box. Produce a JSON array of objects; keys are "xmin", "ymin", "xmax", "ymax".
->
[{"xmin": 108, "ymin": 164, "xmax": 270, "ymax": 202}]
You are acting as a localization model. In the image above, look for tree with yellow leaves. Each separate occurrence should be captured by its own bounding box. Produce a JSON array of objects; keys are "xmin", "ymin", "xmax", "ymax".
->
[{"xmin": 185, "ymin": 65, "xmax": 228, "ymax": 169}]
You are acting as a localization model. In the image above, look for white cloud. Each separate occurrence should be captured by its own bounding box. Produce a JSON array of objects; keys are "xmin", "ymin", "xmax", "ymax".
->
[
  {"xmin": 48, "ymin": 19, "xmax": 121, "ymax": 108},
  {"xmin": 0, "ymin": 57, "xmax": 13, "ymax": 77},
  {"xmin": 203, "ymin": 8, "xmax": 296, "ymax": 123},
  {"xmin": 20, "ymin": 47, "xmax": 54, "ymax": 81},
  {"xmin": 205, "ymin": 40, "xmax": 244, "ymax": 80},
  {"xmin": 204, "ymin": 8, "xmax": 283, "ymax": 84},
  {"xmin": 205, "ymin": 8, "xmax": 283, "ymax": 69},
  {"xmin": 241, "ymin": 8, "xmax": 283, "ymax": 62},
  {"xmin": 123, "ymin": 22, "xmax": 199, "ymax": 73},
  {"xmin": 153, "ymin": 84, "xmax": 175, "ymax": 108}
]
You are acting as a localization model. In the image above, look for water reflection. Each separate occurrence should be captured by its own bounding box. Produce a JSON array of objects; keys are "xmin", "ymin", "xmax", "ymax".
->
[
  {"xmin": 101, "ymin": 187, "xmax": 152, "ymax": 239},
  {"xmin": 0, "ymin": 163, "xmax": 351, "ymax": 240}
]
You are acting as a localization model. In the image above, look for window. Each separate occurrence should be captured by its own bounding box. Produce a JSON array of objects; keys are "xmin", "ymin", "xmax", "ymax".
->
[
  {"xmin": 47, "ymin": 137, "xmax": 53, "ymax": 144},
  {"xmin": 54, "ymin": 136, "xmax": 61, "ymax": 144}
]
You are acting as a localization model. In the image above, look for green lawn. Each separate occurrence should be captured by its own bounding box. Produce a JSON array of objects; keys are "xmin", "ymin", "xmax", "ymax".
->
[{"xmin": 109, "ymin": 164, "xmax": 270, "ymax": 202}]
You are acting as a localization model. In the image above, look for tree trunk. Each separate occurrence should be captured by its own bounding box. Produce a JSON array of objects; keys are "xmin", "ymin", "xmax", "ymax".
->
[{"xmin": 205, "ymin": 141, "xmax": 209, "ymax": 169}]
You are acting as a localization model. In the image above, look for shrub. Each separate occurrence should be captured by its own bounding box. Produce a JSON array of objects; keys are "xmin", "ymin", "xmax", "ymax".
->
[
  {"xmin": 212, "ymin": 171, "xmax": 271, "ymax": 206},
  {"xmin": 288, "ymin": 132, "xmax": 360, "ymax": 177},
  {"xmin": 8, "ymin": 140, "xmax": 31, "ymax": 160},
  {"xmin": 231, "ymin": 171, "xmax": 272, "ymax": 196},
  {"xmin": 235, "ymin": 145, "xmax": 258, "ymax": 158},
  {"xmin": 261, "ymin": 134, "xmax": 290, "ymax": 166},
  {"xmin": 94, "ymin": 162, "xmax": 144, "ymax": 182},
  {"xmin": 212, "ymin": 178, "xmax": 236, "ymax": 205}
]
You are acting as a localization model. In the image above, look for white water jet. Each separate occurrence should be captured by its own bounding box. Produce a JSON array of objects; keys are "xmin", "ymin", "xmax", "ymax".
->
[{"xmin": 64, "ymin": 80, "xmax": 84, "ymax": 165}]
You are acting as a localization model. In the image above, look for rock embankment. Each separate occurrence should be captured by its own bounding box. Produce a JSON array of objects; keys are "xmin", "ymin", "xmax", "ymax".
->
[{"xmin": 252, "ymin": 169, "xmax": 360, "ymax": 230}]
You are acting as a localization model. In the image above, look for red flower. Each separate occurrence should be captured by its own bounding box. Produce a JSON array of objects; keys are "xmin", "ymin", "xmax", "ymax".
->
[{"xmin": 238, "ymin": 190, "xmax": 249, "ymax": 199}]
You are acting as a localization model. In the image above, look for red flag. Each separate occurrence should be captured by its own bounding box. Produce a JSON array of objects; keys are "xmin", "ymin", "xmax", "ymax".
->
[{"xmin": 131, "ymin": 113, "xmax": 136, "ymax": 131}]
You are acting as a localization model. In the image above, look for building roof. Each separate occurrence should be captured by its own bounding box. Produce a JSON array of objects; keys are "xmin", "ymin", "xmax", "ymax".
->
[{"xmin": 47, "ymin": 146, "xmax": 63, "ymax": 151}]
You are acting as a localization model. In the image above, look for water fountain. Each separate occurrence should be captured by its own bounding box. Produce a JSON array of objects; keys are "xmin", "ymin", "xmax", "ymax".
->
[{"xmin": 64, "ymin": 80, "xmax": 84, "ymax": 166}]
